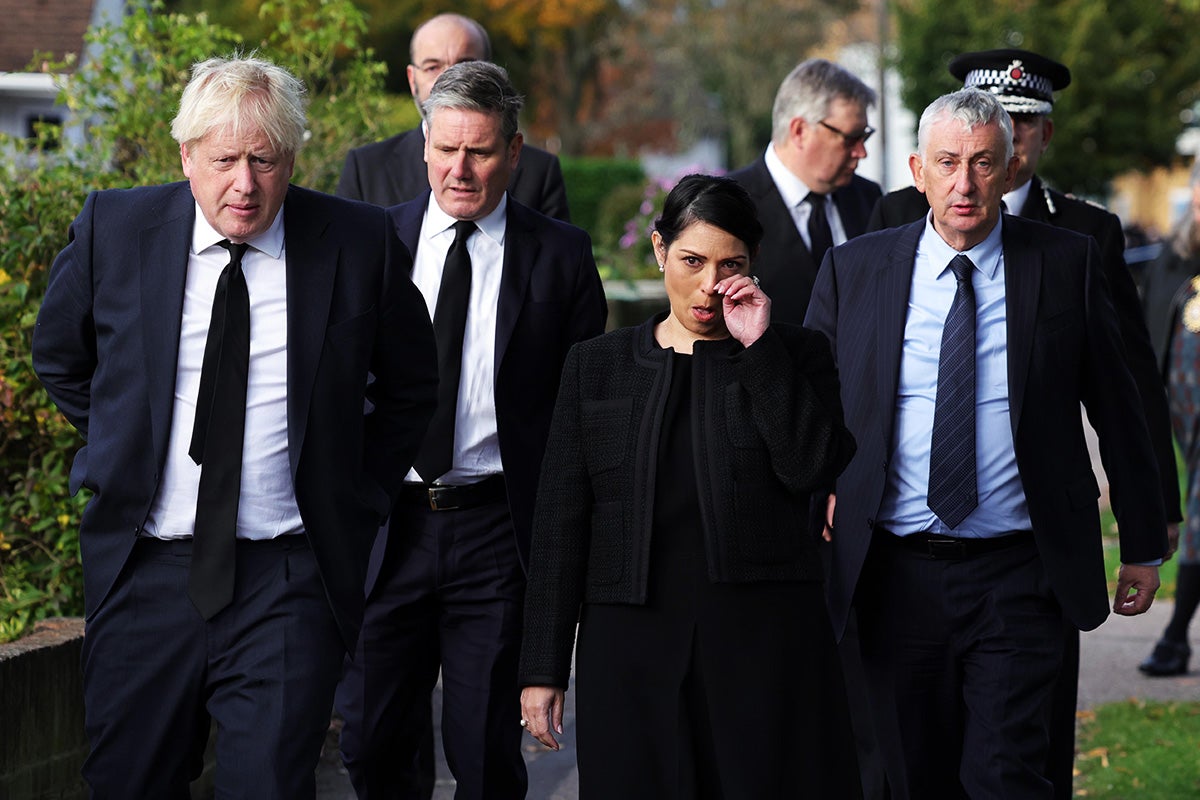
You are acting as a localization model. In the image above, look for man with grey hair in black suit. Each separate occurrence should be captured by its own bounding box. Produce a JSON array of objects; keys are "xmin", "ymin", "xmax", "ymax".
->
[
  {"xmin": 336, "ymin": 61, "xmax": 605, "ymax": 800},
  {"xmin": 729, "ymin": 57, "xmax": 881, "ymax": 324}
]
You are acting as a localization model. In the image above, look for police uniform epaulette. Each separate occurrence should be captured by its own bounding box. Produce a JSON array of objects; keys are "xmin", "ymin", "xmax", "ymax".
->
[{"xmin": 1048, "ymin": 183, "xmax": 1111, "ymax": 216}]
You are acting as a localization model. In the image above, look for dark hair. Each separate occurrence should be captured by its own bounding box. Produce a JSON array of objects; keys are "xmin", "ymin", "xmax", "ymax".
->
[{"xmin": 654, "ymin": 174, "xmax": 764, "ymax": 255}]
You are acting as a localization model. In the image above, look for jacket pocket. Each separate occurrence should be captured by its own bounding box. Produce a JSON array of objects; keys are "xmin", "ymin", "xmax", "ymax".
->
[
  {"xmin": 731, "ymin": 481, "xmax": 803, "ymax": 564},
  {"xmin": 581, "ymin": 398, "xmax": 633, "ymax": 476}
]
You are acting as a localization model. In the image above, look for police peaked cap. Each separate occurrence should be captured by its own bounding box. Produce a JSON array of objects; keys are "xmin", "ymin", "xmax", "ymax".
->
[{"xmin": 949, "ymin": 49, "xmax": 1071, "ymax": 115}]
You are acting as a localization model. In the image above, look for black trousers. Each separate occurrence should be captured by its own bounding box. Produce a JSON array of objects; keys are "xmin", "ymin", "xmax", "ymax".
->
[
  {"xmin": 856, "ymin": 535, "xmax": 1063, "ymax": 800},
  {"xmin": 336, "ymin": 499, "xmax": 527, "ymax": 800},
  {"xmin": 574, "ymin": 579, "xmax": 862, "ymax": 800},
  {"xmin": 81, "ymin": 536, "xmax": 344, "ymax": 799}
]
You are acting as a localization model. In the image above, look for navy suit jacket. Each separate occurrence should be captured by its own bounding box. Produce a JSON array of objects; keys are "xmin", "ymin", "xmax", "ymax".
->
[
  {"xmin": 389, "ymin": 194, "xmax": 606, "ymax": 565},
  {"xmin": 32, "ymin": 182, "xmax": 439, "ymax": 651},
  {"xmin": 338, "ymin": 127, "xmax": 571, "ymax": 222},
  {"xmin": 804, "ymin": 216, "xmax": 1168, "ymax": 639},
  {"xmin": 867, "ymin": 179, "xmax": 1180, "ymax": 522},
  {"xmin": 729, "ymin": 155, "xmax": 881, "ymax": 324}
]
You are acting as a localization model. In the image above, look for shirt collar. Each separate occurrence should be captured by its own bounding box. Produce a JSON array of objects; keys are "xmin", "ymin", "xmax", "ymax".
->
[
  {"xmin": 190, "ymin": 203, "xmax": 285, "ymax": 258},
  {"xmin": 1002, "ymin": 179, "xmax": 1033, "ymax": 217},
  {"xmin": 425, "ymin": 192, "xmax": 508, "ymax": 247},
  {"xmin": 920, "ymin": 210, "xmax": 1004, "ymax": 281},
  {"xmin": 764, "ymin": 143, "xmax": 820, "ymax": 209}
]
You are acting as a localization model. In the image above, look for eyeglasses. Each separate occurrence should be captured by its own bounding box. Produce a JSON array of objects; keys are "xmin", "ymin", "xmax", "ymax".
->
[{"xmin": 819, "ymin": 120, "xmax": 875, "ymax": 148}]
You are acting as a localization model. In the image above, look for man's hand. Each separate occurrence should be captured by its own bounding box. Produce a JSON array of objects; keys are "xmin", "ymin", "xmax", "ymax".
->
[{"xmin": 1113, "ymin": 563, "xmax": 1160, "ymax": 616}]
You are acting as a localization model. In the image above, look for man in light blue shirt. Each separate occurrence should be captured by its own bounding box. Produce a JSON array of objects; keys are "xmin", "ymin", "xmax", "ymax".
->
[{"xmin": 805, "ymin": 88, "xmax": 1168, "ymax": 799}]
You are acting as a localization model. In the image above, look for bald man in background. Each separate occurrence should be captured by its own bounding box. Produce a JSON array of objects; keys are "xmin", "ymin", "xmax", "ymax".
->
[{"xmin": 336, "ymin": 13, "xmax": 570, "ymax": 222}]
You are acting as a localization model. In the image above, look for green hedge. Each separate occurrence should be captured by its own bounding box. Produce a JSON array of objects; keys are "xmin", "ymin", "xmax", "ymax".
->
[{"xmin": 560, "ymin": 156, "xmax": 645, "ymax": 247}]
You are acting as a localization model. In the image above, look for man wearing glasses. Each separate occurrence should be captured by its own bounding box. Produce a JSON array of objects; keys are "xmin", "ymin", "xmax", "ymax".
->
[{"xmin": 729, "ymin": 58, "xmax": 881, "ymax": 324}]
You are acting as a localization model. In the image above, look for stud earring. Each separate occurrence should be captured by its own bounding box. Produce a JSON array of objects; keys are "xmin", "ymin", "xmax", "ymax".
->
[{"xmin": 658, "ymin": 262, "xmax": 665, "ymax": 272}]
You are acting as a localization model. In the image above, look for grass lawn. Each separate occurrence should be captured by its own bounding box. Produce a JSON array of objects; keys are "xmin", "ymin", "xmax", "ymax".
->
[
  {"xmin": 1074, "ymin": 700, "xmax": 1200, "ymax": 797},
  {"xmin": 1085, "ymin": 500, "xmax": 1198, "ymax": 798}
]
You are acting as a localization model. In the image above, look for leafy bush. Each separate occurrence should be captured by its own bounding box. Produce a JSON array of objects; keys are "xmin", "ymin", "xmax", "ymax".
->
[
  {"xmin": 560, "ymin": 156, "xmax": 645, "ymax": 246},
  {"xmin": 0, "ymin": 0, "xmax": 406, "ymax": 642}
]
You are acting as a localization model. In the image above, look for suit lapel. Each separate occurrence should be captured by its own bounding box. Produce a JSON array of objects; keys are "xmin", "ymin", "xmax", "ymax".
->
[
  {"xmin": 833, "ymin": 183, "xmax": 868, "ymax": 239},
  {"xmin": 495, "ymin": 199, "xmax": 538, "ymax": 372},
  {"xmin": 390, "ymin": 130, "xmax": 427, "ymax": 208},
  {"xmin": 1018, "ymin": 175, "xmax": 1050, "ymax": 222},
  {"xmin": 391, "ymin": 195, "xmax": 428, "ymax": 263},
  {"xmin": 876, "ymin": 222, "xmax": 921, "ymax": 451},
  {"xmin": 140, "ymin": 185, "xmax": 195, "ymax": 463},
  {"xmin": 283, "ymin": 187, "xmax": 339, "ymax": 474},
  {"xmin": 1003, "ymin": 218, "xmax": 1040, "ymax": 435}
]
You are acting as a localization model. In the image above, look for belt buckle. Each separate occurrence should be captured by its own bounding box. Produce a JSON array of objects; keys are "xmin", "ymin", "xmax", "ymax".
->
[
  {"xmin": 427, "ymin": 486, "xmax": 459, "ymax": 512},
  {"xmin": 926, "ymin": 537, "xmax": 965, "ymax": 559}
]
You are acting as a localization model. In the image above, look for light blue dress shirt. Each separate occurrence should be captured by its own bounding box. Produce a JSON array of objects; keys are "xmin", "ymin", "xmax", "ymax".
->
[{"xmin": 877, "ymin": 214, "xmax": 1033, "ymax": 537}]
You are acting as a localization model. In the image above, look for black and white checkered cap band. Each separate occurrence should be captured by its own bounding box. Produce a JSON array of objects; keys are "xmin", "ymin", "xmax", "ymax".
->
[
  {"xmin": 964, "ymin": 67, "xmax": 1054, "ymax": 97},
  {"xmin": 979, "ymin": 88, "xmax": 1053, "ymax": 115}
]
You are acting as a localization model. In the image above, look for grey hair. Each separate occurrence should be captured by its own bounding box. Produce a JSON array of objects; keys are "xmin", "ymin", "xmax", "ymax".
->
[
  {"xmin": 422, "ymin": 61, "xmax": 523, "ymax": 143},
  {"xmin": 409, "ymin": 13, "xmax": 492, "ymax": 62},
  {"xmin": 171, "ymin": 55, "xmax": 307, "ymax": 156},
  {"xmin": 917, "ymin": 88, "xmax": 1014, "ymax": 163},
  {"xmin": 771, "ymin": 58, "xmax": 877, "ymax": 146}
]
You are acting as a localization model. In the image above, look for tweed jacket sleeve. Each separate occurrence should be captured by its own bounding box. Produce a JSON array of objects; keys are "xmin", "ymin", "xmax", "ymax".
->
[{"xmin": 518, "ymin": 341, "xmax": 594, "ymax": 688}]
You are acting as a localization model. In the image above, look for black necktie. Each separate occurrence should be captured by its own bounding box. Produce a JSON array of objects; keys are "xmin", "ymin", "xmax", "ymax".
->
[
  {"xmin": 414, "ymin": 220, "xmax": 476, "ymax": 483},
  {"xmin": 188, "ymin": 239, "xmax": 250, "ymax": 620},
  {"xmin": 805, "ymin": 192, "xmax": 834, "ymax": 265},
  {"xmin": 927, "ymin": 254, "xmax": 978, "ymax": 529}
]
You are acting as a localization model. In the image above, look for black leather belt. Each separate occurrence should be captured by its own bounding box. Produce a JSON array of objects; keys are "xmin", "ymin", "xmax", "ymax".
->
[
  {"xmin": 400, "ymin": 475, "xmax": 507, "ymax": 512},
  {"xmin": 876, "ymin": 528, "xmax": 1032, "ymax": 559}
]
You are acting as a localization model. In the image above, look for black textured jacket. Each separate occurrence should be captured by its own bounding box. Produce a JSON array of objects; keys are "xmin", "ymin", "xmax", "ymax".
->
[{"xmin": 518, "ymin": 315, "xmax": 856, "ymax": 688}]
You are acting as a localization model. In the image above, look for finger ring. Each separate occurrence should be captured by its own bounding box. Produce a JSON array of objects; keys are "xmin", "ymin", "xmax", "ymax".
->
[
  {"xmin": 751, "ymin": 275, "xmax": 760, "ymax": 287},
  {"xmin": 520, "ymin": 719, "xmax": 528, "ymax": 728}
]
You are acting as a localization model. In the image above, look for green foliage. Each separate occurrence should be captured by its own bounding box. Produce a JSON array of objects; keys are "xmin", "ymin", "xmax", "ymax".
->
[
  {"xmin": 891, "ymin": 0, "xmax": 1200, "ymax": 196},
  {"xmin": 0, "ymin": 0, "xmax": 404, "ymax": 642},
  {"xmin": 1075, "ymin": 700, "xmax": 1200, "ymax": 797},
  {"xmin": 559, "ymin": 156, "xmax": 644, "ymax": 243}
]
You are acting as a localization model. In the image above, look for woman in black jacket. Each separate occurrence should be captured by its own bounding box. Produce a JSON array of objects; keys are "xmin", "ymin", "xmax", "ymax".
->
[{"xmin": 518, "ymin": 174, "xmax": 861, "ymax": 797}]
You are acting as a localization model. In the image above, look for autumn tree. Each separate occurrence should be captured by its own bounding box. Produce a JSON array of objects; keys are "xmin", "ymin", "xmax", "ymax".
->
[{"xmin": 891, "ymin": 0, "xmax": 1200, "ymax": 196}]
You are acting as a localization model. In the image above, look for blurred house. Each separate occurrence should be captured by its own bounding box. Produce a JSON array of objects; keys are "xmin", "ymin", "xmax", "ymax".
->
[{"xmin": 0, "ymin": 0, "xmax": 122, "ymax": 142}]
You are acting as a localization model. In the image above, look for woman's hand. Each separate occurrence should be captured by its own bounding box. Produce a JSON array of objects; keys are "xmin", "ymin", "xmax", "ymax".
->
[
  {"xmin": 716, "ymin": 274, "xmax": 770, "ymax": 348},
  {"xmin": 520, "ymin": 685, "xmax": 565, "ymax": 750}
]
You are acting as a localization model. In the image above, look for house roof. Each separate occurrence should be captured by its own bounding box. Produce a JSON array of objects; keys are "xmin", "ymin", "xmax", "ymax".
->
[{"xmin": 0, "ymin": 0, "xmax": 97, "ymax": 73}]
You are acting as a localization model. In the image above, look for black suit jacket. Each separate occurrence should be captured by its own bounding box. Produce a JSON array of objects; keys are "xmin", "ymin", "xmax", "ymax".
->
[
  {"xmin": 729, "ymin": 156, "xmax": 881, "ymax": 324},
  {"xmin": 338, "ymin": 127, "xmax": 571, "ymax": 222},
  {"xmin": 389, "ymin": 194, "xmax": 606, "ymax": 564},
  {"xmin": 867, "ymin": 178, "xmax": 1180, "ymax": 521},
  {"xmin": 32, "ymin": 182, "xmax": 439, "ymax": 651},
  {"xmin": 804, "ymin": 217, "xmax": 1169, "ymax": 639}
]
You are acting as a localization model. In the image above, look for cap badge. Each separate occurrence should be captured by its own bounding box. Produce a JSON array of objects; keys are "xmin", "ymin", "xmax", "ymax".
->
[{"xmin": 1007, "ymin": 60, "xmax": 1025, "ymax": 81}]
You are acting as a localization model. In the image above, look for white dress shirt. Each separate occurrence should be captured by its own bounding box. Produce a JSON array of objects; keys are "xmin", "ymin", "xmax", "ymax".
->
[
  {"xmin": 407, "ymin": 197, "xmax": 506, "ymax": 484},
  {"xmin": 143, "ymin": 207, "xmax": 304, "ymax": 540},
  {"xmin": 764, "ymin": 144, "xmax": 850, "ymax": 250},
  {"xmin": 1003, "ymin": 179, "xmax": 1033, "ymax": 217}
]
